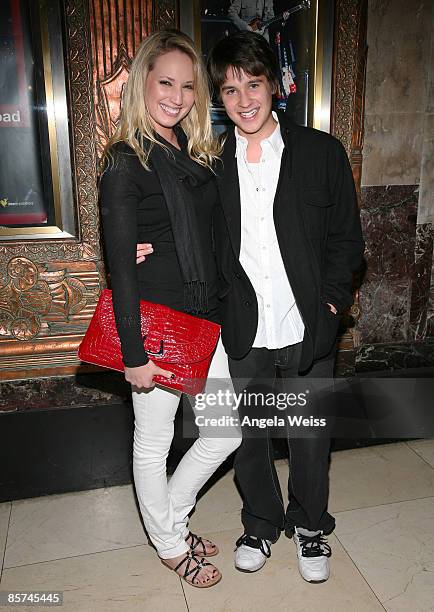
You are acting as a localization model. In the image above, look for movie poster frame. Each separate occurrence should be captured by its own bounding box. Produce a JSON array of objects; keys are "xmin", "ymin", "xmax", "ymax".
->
[
  {"xmin": 180, "ymin": 0, "xmax": 335, "ymax": 133},
  {"xmin": 0, "ymin": 0, "xmax": 75, "ymax": 240}
]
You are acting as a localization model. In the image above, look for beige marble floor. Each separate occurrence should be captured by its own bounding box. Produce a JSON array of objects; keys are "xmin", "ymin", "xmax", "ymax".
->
[
  {"xmin": 0, "ymin": 502, "xmax": 11, "ymax": 576},
  {"xmin": 1, "ymin": 440, "xmax": 433, "ymax": 611}
]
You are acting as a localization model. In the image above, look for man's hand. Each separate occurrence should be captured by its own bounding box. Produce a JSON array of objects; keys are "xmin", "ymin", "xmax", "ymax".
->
[
  {"xmin": 326, "ymin": 303, "xmax": 337, "ymax": 315},
  {"xmin": 136, "ymin": 243, "xmax": 153, "ymax": 264},
  {"xmin": 125, "ymin": 360, "xmax": 174, "ymax": 389},
  {"xmin": 248, "ymin": 16, "xmax": 262, "ymax": 31}
]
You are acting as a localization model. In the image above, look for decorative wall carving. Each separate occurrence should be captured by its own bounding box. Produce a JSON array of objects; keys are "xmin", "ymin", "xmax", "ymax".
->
[
  {"xmin": 332, "ymin": 0, "xmax": 368, "ymax": 186},
  {"xmin": 0, "ymin": 0, "xmax": 103, "ymax": 378},
  {"xmin": 91, "ymin": 0, "xmax": 154, "ymax": 157},
  {"xmin": 91, "ymin": 0, "xmax": 176, "ymax": 157},
  {"xmin": 0, "ymin": 256, "xmax": 100, "ymax": 342},
  {"xmin": 332, "ymin": 0, "xmax": 368, "ymax": 352},
  {"xmin": 152, "ymin": 0, "xmax": 177, "ymax": 32}
]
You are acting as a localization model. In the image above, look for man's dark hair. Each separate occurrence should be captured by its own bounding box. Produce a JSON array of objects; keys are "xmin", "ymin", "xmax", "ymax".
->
[{"xmin": 207, "ymin": 31, "xmax": 279, "ymax": 96}]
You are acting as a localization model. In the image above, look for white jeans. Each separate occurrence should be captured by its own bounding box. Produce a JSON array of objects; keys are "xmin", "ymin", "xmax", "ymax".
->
[{"xmin": 131, "ymin": 337, "xmax": 241, "ymax": 559}]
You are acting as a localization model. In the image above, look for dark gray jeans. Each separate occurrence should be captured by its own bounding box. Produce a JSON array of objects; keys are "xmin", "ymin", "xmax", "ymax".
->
[{"xmin": 229, "ymin": 342, "xmax": 336, "ymax": 541}]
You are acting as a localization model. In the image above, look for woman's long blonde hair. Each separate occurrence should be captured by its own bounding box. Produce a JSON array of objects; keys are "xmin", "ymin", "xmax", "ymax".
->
[{"xmin": 101, "ymin": 29, "xmax": 221, "ymax": 171}]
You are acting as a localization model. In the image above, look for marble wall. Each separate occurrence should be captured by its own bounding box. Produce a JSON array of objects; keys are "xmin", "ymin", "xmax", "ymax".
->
[
  {"xmin": 362, "ymin": 0, "xmax": 433, "ymax": 187},
  {"xmin": 359, "ymin": 0, "xmax": 434, "ymax": 368},
  {"xmin": 358, "ymin": 186, "xmax": 418, "ymax": 344}
]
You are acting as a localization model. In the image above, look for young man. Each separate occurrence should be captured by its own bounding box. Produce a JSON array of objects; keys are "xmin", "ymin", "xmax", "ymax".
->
[{"xmin": 205, "ymin": 31, "xmax": 364, "ymax": 582}]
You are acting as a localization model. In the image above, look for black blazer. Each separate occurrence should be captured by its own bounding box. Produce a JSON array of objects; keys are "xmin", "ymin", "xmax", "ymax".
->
[{"xmin": 213, "ymin": 111, "xmax": 365, "ymax": 372}]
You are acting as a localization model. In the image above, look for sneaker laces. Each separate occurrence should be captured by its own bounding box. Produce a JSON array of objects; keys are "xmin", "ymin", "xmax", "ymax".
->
[
  {"xmin": 297, "ymin": 532, "xmax": 331, "ymax": 558},
  {"xmin": 235, "ymin": 534, "xmax": 271, "ymax": 558}
]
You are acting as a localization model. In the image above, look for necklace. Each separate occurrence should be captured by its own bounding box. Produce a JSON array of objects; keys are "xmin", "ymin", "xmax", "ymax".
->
[{"xmin": 246, "ymin": 159, "xmax": 262, "ymax": 193}]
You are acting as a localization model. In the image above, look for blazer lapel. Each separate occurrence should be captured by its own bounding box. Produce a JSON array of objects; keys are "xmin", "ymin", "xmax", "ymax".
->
[{"xmin": 216, "ymin": 129, "xmax": 242, "ymax": 256}]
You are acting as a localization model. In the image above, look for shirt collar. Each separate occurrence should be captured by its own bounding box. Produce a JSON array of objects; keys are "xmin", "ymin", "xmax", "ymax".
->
[{"xmin": 234, "ymin": 111, "xmax": 283, "ymax": 159}]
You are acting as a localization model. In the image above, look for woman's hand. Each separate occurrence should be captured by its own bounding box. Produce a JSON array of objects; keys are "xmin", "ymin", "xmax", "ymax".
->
[
  {"xmin": 125, "ymin": 360, "xmax": 174, "ymax": 389},
  {"xmin": 136, "ymin": 243, "xmax": 153, "ymax": 264}
]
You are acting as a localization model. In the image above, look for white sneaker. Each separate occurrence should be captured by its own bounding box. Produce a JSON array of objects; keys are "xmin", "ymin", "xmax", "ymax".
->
[
  {"xmin": 293, "ymin": 527, "xmax": 332, "ymax": 583},
  {"xmin": 234, "ymin": 534, "xmax": 272, "ymax": 572}
]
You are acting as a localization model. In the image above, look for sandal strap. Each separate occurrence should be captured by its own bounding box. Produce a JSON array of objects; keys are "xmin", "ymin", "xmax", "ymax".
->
[
  {"xmin": 187, "ymin": 532, "xmax": 207, "ymax": 556},
  {"xmin": 178, "ymin": 553, "xmax": 214, "ymax": 585},
  {"xmin": 187, "ymin": 531, "xmax": 216, "ymax": 556},
  {"xmin": 189, "ymin": 560, "xmax": 215, "ymax": 585},
  {"xmin": 174, "ymin": 552, "xmax": 192, "ymax": 573}
]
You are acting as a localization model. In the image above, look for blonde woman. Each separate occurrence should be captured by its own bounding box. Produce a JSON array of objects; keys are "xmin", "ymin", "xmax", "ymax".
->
[{"xmin": 99, "ymin": 30, "xmax": 241, "ymax": 588}]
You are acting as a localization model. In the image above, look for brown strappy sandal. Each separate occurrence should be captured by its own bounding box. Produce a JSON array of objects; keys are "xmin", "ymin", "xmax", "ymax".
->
[
  {"xmin": 161, "ymin": 551, "xmax": 222, "ymax": 588},
  {"xmin": 185, "ymin": 531, "xmax": 219, "ymax": 557}
]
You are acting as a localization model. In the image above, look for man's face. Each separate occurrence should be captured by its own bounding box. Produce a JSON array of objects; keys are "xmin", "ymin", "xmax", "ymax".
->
[{"xmin": 220, "ymin": 67, "xmax": 276, "ymax": 140}]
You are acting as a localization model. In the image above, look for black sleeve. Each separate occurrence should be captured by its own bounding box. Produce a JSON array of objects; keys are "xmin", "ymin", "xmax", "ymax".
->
[
  {"xmin": 212, "ymin": 191, "xmax": 233, "ymax": 294},
  {"xmin": 322, "ymin": 139, "xmax": 365, "ymax": 312},
  {"xmin": 99, "ymin": 146, "xmax": 149, "ymax": 368}
]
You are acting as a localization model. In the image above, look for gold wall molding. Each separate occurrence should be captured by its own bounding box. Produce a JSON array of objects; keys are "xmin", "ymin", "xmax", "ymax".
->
[
  {"xmin": 332, "ymin": 0, "xmax": 368, "ymax": 196},
  {"xmin": 0, "ymin": 0, "xmax": 102, "ymax": 379},
  {"xmin": 332, "ymin": 0, "xmax": 368, "ymax": 351},
  {"xmin": 0, "ymin": 256, "xmax": 100, "ymax": 341}
]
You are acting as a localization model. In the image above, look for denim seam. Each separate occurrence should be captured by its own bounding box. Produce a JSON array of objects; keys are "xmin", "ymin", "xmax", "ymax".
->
[
  {"xmin": 285, "ymin": 370, "xmax": 297, "ymax": 525},
  {"xmin": 286, "ymin": 433, "xmax": 296, "ymax": 517}
]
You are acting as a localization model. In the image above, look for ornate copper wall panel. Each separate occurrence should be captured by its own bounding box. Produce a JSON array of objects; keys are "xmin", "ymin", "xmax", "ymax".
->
[
  {"xmin": 152, "ymin": 0, "xmax": 178, "ymax": 32},
  {"xmin": 91, "ymin": 0, "xmax": 177, "ymax": 157},
  {"xmin": 91, "ymin": 0, "xmax": 152, "ymax": 157},
  {"xmin": 331, "ymin": 0, "xmax": 368, "ymax": 352},
  {"xmin": 0, "ymin": 0, "xmax": 103, "ymax": 380},
  {"xmin": 332, "ymin": 0, "xmax": 368, "ymax": 199}
]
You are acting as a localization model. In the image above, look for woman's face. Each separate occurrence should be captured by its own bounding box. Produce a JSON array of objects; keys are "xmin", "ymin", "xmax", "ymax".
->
[{"xmin": 145, "ymin": 49, "xmax": 195, "ymax": 136}]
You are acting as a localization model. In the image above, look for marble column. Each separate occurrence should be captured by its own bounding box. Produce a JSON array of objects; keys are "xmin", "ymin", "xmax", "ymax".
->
[{"xmin": 358, "ymin": 0, "xmax": 434, "ymax": 369}]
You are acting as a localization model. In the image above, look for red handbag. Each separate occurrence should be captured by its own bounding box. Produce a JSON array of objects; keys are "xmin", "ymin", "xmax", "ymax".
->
[{"xmin": 77, "ymin": 289, "xmax": 220, "ymax": 395}]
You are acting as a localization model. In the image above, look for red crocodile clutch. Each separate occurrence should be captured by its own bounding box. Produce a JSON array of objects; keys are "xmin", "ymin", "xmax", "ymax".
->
[{"xmin": 78, "ymin": 289, "xmax": 221, "ymax": 395}]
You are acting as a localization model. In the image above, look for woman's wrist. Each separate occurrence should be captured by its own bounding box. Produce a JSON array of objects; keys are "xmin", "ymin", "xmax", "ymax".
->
[{"xmin": 123, "ymin": 354, "xmax": 149, "ymax": 368}]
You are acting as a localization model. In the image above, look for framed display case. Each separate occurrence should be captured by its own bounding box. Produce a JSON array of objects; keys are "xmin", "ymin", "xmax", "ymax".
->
[
  {"xmin": 0, "ymin": 0, "xmax": 75, "ymax": 240},
  {"xmin": 180, "ymin": 0, "xmax": 335, "ymax": 133}
]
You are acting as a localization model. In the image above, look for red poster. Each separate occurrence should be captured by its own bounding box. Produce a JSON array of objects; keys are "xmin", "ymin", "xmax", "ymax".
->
[
  {"xmin": 0, "ymin": 0, "xmax": 29, "ymax": 128},
  {"xmin": 0, "ymin": 0, "xmax": 48, "ymax": 226}
]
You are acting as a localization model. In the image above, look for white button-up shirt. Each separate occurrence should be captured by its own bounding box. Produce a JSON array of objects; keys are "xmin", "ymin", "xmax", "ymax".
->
[{"xmin": 235, "ymin": 114, "xmax": 305, "ymax": 349}]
